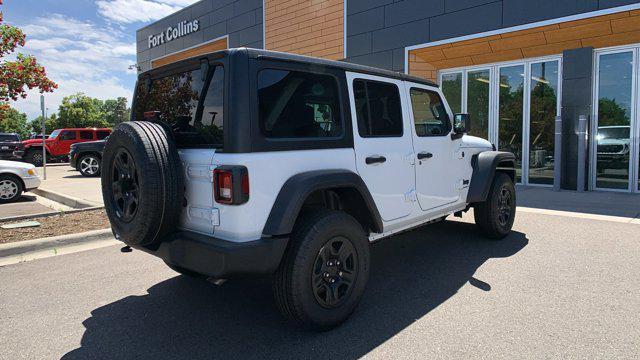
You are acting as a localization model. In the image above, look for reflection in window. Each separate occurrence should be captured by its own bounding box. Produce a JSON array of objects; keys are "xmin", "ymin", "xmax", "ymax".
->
[
  {"xmin": 499, "ymin": 65, "xmax": 524, "ymax": 183},
  {"xmin": 596, "ymin": 52, "xmax": 632, "ymax": 190},
  {"xmin": 441, "ymin": 72, "xmax": 462, "ymax": 114},
  {"xmin": 529, "ymin": 61, "xmax": 559, "ymax": 185},
  {"xmin": 134, "ymin": 67, "xmax": 225, "ymax": 148},
  {"xmin": 258, "ymin": 69, "xmax": 342, "ymax": 138},
  {"xmin": 466, "ymin": 70, "xmax": 490, "ymax": 140},
  {"xmin": 409, "ymin": 88, "xmax": 450, "ymax": 137}
]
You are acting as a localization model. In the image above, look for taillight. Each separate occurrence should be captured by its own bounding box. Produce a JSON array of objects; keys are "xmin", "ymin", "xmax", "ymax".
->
[{"xmin": 214, "ymin": 166, "xmax": 249, "ymax": 205}]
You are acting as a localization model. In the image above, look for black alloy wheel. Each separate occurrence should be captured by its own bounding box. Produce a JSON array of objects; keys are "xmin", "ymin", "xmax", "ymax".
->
[
  {"xmin": 312, "ymin": 236, "xmax": 358, "ymax": 309},
  {"xmin": 496, "ymin": 186, "xmax": 513, "ymax": 228},
  {"xmin": 111, "ymin": 148, "xmax": 139, "ymax": 223}
]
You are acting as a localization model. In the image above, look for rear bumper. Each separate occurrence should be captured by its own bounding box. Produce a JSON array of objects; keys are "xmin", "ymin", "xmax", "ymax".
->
[
  {"xmin": 0, "ymin": 150, "xmax": 22, "ymax": 160},
  {"xmin": 130, "ymin": 231, "xmax": 289, "ymax": 278}
]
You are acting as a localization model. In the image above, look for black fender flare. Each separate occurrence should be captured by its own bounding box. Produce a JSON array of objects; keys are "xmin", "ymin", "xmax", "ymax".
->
[
  {"xmin": 262, "ymin": 170, "xmax": 383, "ymax": 236},
  {"xmin": 467, "ymin": 151, "xmax": 516, "ymax": 203}
]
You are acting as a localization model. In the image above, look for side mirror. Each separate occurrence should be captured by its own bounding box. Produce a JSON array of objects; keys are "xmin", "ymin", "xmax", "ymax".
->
[{"xmin": 453, "ymin": 113, "xmax": 470, "ymax": 134}]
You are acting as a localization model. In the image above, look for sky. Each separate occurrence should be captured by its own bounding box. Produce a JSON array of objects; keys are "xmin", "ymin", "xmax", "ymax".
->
[{"xmin": 4, "ymin": 0, "xmax": 201, "ymax": 119}]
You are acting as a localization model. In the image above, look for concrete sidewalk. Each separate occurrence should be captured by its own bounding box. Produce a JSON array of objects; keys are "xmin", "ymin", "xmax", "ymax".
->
[
  {"xmin": 37, "ymin": 164, "xmax": 103, "ymax": 206},
  {"xmin": 517, "ymin": 186, "xmax": 640, "ymax": 219}
]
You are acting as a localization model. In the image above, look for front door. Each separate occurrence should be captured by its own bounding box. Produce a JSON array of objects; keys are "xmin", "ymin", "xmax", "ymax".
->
[
  {"xmin": 347, "ymin": 72, "xmax": 415, "ymax": 222},
  {"xmin": 57, "ymin": 130, "xmax": 77, "ymax": 154},
  {"xmin": 405, "ymin": 82, "xmax": 461, "ymax": 211}
]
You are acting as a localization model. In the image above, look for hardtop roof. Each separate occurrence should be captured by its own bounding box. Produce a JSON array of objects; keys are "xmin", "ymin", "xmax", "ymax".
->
[{"xmin": 143, "ymin": 47, "xmax": 438, "ymax": 88}]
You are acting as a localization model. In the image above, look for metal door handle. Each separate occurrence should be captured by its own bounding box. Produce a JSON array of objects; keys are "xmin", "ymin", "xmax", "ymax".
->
[
  {"xmin": 365, "ymin": 155, "xmax": 387, "ymax": 165},
  {"xmin": 417, "ymin": 152, "xmax": 433, "ymax": 160}
]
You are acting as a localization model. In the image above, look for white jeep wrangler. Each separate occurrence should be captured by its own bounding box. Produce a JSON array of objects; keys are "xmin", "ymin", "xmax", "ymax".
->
[{"xmin": 102, "ymin": 48, "xmax": 516, "ymax": 330}]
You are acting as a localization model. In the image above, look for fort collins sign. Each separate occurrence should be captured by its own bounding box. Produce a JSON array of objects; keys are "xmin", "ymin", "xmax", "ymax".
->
[{"xmin": 148, "ymin": 20, "xmax": 200, "ymax": 49}]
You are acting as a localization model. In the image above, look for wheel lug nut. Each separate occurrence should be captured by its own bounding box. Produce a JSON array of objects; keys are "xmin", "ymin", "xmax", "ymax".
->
[
  {"xmin": 338, "ymin": 271, "xmax": 343, "ymax": 276},
  {"xmin": 330, "ymin": 278, "xmax": 335, "ymax": 283},
  {"xmin": 324, "ymin": 272, "xmax": 330, "ymax": 278}
]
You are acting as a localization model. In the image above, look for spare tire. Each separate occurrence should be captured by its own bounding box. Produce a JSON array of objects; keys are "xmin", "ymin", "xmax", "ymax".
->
[{"xmin": 101, "ymin": 121, "xmax": 184, "ymax": 247}]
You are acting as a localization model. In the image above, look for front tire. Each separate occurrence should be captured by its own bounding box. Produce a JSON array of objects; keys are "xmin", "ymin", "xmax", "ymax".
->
[
  {"xmin": 78, "ymin": 154, "xmax": 101, "ymax": 177},
  {"xmin": 473, "ymin": 173, "xmax": 516, "ymax": 239},
  {"xmin": 273, "ymin": 210, "xmax": 370, "ymax": 330},
  {"xmin": 0, "ymin": 175, "xmax": 24, "ymax": 203}
]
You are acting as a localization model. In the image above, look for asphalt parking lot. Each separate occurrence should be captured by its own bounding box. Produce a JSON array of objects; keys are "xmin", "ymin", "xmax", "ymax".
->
[{"xmin": 1, "ymin": 210, "xmax": 638, "ymax": 359}]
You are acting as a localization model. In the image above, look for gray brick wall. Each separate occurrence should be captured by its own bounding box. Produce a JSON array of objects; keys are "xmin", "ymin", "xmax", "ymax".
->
[
  {"xmin": 345, "ymin": 0, "xmax": 640, "ymax": 72},
  {"xmin": 136, "ymin": 0, "xmax": 262, "ymax": 72}
]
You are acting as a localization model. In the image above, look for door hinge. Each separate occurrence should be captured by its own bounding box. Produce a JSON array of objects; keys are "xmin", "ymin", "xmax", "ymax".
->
[
  {"xmin": 456, "ymin": 150, "xmax": 465, "ymax": 159},
  {"xmin": 404, "ymin": 189, "xmax": 417, "ymax": 203}
]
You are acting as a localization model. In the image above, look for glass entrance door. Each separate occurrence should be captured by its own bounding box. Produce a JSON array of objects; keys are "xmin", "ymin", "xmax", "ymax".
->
[
  {"xmin": 592, "ymin": 49, "xmax": 637, "ymax": 192},
  {"xmin": 528, "ymin": 60, "xmax": 560, "ymax": 185},
  {"xmin": 439, "ymin": 57, "xmax": 561, "ymax": 186}
]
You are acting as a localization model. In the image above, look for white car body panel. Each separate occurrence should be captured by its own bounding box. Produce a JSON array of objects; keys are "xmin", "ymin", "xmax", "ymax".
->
[
  {"xmin": 175, "ymin": 72, "xmax": 494, "ymax": 245},
  {"xmin": 0, "ymin": 160, "xmax": 41, "ymax": 190}
]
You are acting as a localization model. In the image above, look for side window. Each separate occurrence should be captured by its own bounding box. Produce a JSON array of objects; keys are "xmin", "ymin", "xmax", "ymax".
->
[
  {"xmin": 96, "ymin": 131, "xmax": 110, "ymax": 140},
  {"xmin": 60, "ymin": 131, "xmax": 77, "ymax": 141},
  {"xmin": 80, "ymin": 131, "xmax": 93, "ymax": 140},
  {"xmin": 409, "ymin": 88, "xmax": 451, "ymax": 136},
  {"xmin": 196, "ymin": 66, "xmax": 225, "ymax": 147},
  {"xmin": 353, "ymin": 79, "xmax": 403, "ymax": 137},
  {"xmin": 258, "ymin": 69, "xmax": 342, "ymax": 138}
]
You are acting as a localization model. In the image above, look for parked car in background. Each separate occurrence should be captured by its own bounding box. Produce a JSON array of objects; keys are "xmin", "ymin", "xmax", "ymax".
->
[
  {"xmin": 21, "ymin": 128, "xmax": 111, "ymax": 166},
  {"xmin": 30, "ymin": 133, "xmax": 50, "ymax": 140},
  {"xmin": 70, "ymin": 139, "xmax": 106, "ymax": 177},
  {"xmin": 0, "ymin": 133, "xmax": 25, "ymax": 160},
  {"xmin": 0, "ymin": 160, "xmax": 41, "ymax": 203},
  {"xmin": 596, "ymin": 125, "xmax": 631, "ymax": 173}
]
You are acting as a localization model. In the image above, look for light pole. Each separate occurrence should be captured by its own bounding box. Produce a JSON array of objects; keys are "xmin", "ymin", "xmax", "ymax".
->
[{"xmin": 40, "ymin": 95, "xmax": 47, "ymax": 180}]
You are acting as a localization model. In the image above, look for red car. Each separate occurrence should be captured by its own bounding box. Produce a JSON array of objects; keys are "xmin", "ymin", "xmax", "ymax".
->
[{"xmin": 22, "ymin": 128, "xmax": 111, "ymax": 166}]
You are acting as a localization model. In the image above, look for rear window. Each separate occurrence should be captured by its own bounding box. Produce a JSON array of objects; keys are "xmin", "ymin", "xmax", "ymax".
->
[
  {"xmin": 258, "ymin": 69, "xmax": 342, "ymax": 139},
  {"xmin": 0, "ymin": 134, "xmax": 19, "ymax": 142},
  {"xmin": 133, "ymin": 66, "xmax": 224, "ymax": 148},
  {"xmin": 80, "ymin": 131, "xmax": 93, "ymax": 140}
]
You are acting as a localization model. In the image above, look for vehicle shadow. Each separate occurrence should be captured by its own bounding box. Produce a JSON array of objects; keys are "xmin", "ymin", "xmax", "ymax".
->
[{"xmin": 63, "ymin": 220, "xmax": 528, "ymax": 360}]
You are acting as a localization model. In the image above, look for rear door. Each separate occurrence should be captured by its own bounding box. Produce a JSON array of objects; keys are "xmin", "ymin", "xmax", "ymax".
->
[
  {"xmin": 346, "ymin": 72, "xmax": 415, "ymax": 222},
  {"xmin": 404, "ymin": 82, "xmax": 462, "ymax": 211}
]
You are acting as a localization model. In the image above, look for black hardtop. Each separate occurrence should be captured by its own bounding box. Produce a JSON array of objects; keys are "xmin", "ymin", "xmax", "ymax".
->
[{"xmin": 140, "ymin": 47, "xmax": 438, "ymax": 88}]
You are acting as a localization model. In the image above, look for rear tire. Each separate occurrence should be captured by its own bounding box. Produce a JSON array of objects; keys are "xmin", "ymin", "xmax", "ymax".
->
[
  {"xmin": 273, "ymin": 210, "xmax": 370, "ymax": 330},
  {"xmin": 473, "ymin": 173, "xmax": 516, "ymax": 239},
  {"xmin": 101, "ymin": 121, "xmax": 184, "ymax": 247},
  {"xmin": 0, "ymin": 174, "xmax": 23, "ymax": 203}
]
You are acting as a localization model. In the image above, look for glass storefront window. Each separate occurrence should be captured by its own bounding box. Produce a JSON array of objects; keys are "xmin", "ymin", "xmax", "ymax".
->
[
  {"xmin": 529, "ymin": 61, "xmax": 559, "ymax": 185},
  {"xmin": 498, "ymin": 65, "xmax": 524, "ymax": 183},
  {"xmin": 467, "ymin": 70, "xmax": 490, "ymax": 140},
  {"xmin": 595, "ymin": 52, "xmax": 633, "ymax": 190},
  {"xmin": 441, "ymin": 72, "xmax": 462, "ymax": 114}
]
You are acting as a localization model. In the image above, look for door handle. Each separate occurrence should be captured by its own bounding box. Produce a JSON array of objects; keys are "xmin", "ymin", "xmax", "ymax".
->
[
  {"xmin": 417, "ymin": 152, "xmax": 433, "ymax": 160},
  {"xmin": 365, "ymin": 155, "xmax": 387, "ymax": 165}
]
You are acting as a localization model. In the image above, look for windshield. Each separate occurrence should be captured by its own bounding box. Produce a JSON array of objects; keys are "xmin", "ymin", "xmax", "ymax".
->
[
  {"xmin": 48, "ymin": 130, "xmax": 61, "ymax": 139},
  {"xmin": 133, "ymin": 66, "xmax": 224, "ymax": 148},
  {"xmin": 0, "ymin": 134, "xmax": 19, "ymax": 142}
]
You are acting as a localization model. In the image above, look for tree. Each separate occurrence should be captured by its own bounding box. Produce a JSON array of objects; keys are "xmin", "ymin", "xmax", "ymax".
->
[
  {"xmin": 28, "ymin": 113, "xmax": 57, "ymax": 134},
  {"xmin": 598, "ymin": 98, "xmax": 630, "ymax": 127},
  {"xmin": 57, "ymin": 93, "xmax": 109, "ymax": 128},
  {"xmin": 0, "ymin": 0, "xmax": 57, "ymax": 120},
  {"xmin": 0, "ymin": 105, "xmax": 28, "ymax": 138},
  {"xmin": 102, "ymin": 97, "xmax": 129, "ymax": 125}
]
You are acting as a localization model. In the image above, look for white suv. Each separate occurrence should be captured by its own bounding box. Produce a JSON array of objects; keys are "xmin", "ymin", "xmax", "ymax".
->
[{"xmin": 102, "ymin": 48, "xmax": 516, "ymax": 330}]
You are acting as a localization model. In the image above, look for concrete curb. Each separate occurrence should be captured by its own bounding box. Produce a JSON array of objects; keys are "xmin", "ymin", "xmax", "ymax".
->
[
  {"xmin": 0, "ymin": 206, "xmax": 105, "ymax": 223},
  {"xmin": 0, "ymin": 228, "xmax": 113, "ymax": 259},
  {"xmin": 32, "ymin": 188, "xmax": 103, "ymax": 209}
]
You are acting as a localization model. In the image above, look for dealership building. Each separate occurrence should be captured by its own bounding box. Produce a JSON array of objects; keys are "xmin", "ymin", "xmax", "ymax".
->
[{"xmin": 137, "ymin": 0, "xmax": 640, "ymax": 193}]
